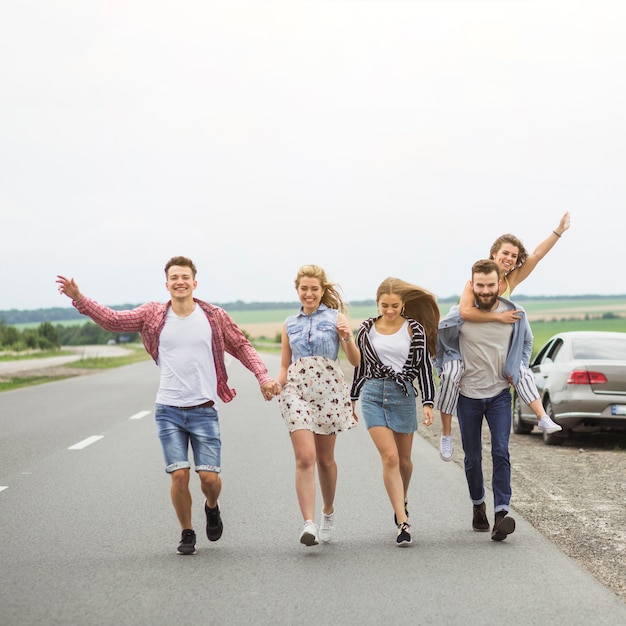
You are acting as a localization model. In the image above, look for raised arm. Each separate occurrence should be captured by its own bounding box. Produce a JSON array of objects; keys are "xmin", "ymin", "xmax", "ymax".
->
[{"xmin": 506, "ymin": 211, "xmax": 570, "ymax": 292}]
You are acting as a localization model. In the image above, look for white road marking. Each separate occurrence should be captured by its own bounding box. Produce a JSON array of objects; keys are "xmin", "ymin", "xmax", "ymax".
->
[
  {"xmin": 129, "ymin": 410, "xmax": 151, "ymax": 420},
  {"xmin": 68, "ymin": 435, "xmax": 104, "ymax": 450},
  {"xmin": 0, "ymin": 486, "xmax": 8, "ymax": 493}
]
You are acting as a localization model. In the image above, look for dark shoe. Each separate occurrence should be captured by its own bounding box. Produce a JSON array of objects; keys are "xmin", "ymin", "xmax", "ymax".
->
[
  {"xmin": 396, "ymin": 522, "xmax": 412, "ymax": 546},
  {"xmin": 491, "ymin": 511, "xmax": 516, "ymax": 541},
  {"xmin": 177, "ymin": 529, "xmax": 196, "ymax": 555},
  {"xmin": 205, "ymin": 501, "xmax": 223, "ymax": 541},
  {"xmin": 472, "ymin": 502, "xmax": 490, "ymax": 532},
  {"xmin": 393, "ymin": 501, "xmax": 409, "ymax": 526}
]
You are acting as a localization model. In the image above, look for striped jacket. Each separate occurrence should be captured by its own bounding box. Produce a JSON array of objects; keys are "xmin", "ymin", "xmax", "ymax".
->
[{"xmin": 350, "ymin": 317, "xmax": 436, "ymax": 405}]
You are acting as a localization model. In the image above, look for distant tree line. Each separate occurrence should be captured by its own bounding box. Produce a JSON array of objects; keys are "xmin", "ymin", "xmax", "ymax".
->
[
  {"xmin": 0, "ymin": 320, "xmax": 137, "ymax": 352},
  {"xmin": 2, "ymin": 294, "xmax": 625, "ymax": 326}
]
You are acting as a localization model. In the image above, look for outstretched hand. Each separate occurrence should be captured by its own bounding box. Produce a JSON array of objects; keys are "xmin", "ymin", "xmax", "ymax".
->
[
  {"xmin": 558, "ymin": 211, "xmax": 571, "ymax": 233},
  {"xmin": 56, "ymin": 275, "xmax": 82, "ymax": 301}
]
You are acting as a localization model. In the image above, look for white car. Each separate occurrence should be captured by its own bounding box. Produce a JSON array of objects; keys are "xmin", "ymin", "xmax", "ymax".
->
[{"xmin": 512, "ymin": 331, "xmax": 626, "ymax": 445}]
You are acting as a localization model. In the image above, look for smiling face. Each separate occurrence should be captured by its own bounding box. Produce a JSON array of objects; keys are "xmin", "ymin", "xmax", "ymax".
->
[
  {"xmin": 471, "ymin": 270, "xmax": 501, "ymax": 311},
  {"xmin": 166, "ymin": 265, "xmax": 197, "ymax": 301},
  {"xmin": 296, "ymin": 276, "xmax": 324, "ymax": 314},
  {"xmin": 492, "ymin": 242, "xmax": 520, "ymax": 274},
  {"xmin": 377, "ymin": 292, "xmax": 404, "ymax": 324}
]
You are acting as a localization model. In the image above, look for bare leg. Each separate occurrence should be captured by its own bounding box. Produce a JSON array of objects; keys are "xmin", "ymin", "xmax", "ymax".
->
[
  {"xmin": 170, "ymin": 468, "xmax": 193, "ymax": 529},
  {"xmin": 314, "ymin": 433, "xmax": 337, "ymax": 515},
  {"xmin": 394, "ymin": 431, "xmax": 414, "ymax": 501},
  {"xmin": 440, "ymin": 411, "xmax": 453, "ymax": 436},
  {"xmin": 290, "ymin": 429, "xmax": 317, "ymax": 521},
  {"xmin": 368, "ymin": 426, "xmax": 408, "ymax": 524},
  {"xmin": 198, "ymin": 470, "xmax": 222, "ymax": 508}
]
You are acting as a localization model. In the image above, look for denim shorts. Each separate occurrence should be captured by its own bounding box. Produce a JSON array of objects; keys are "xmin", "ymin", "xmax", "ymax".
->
[
  {"xmin": 360, "ymin": 378, "xmax": 418, "ymax": 434},
  {"xmin": 155, "ymin": 403, "xmax": 221, "ymax": 474}
]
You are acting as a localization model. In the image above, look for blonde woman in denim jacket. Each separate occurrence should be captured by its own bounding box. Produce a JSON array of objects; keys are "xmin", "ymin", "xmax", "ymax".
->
[{"xmin": 275, "ymin": 265, "xmax": 360, "ymax": 547}]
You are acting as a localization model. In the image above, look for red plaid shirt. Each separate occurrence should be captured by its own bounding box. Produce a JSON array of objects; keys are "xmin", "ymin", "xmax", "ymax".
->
[{"xmin": 73, "ymin": 297, "xmax": 271, "ymax": 403}]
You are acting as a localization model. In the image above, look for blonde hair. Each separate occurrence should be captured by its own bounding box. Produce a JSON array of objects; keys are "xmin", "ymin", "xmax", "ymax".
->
[
  {"xmin": 376, "ymin": 277, "xmax": 439, "ymax": 356},
  {"xmin": 294, "ymin": 264, "xmax": 347, "ymax": 313}
]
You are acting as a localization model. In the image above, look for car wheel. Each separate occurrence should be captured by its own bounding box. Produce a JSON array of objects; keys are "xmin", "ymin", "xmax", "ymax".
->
[
  {"xmin": 542, "ymin": 398, "xmax": 566, "ymax": 446},
  {"xmin": 512, "ymin": 394, "xmax": 533, "ymax": 434}
]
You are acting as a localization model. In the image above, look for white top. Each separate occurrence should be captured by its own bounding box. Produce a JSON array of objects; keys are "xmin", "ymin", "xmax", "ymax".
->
[
  {"xmin": 156, "ymin": 305, "xmax": 218, "ymax": 406},
  {"xmin": 369, "ymin": 319, "xmax": 411, "ymax": 373}
]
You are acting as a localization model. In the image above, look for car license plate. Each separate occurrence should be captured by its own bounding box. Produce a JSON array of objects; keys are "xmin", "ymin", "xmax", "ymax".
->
[{"xmin": 611, "ymin": 404, "xmax": 626, "ymax": 416}]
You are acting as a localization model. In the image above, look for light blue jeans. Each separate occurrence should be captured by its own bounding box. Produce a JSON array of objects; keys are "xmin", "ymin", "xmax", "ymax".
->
[
  {"xmin": 155, "ymin": 403, "xmax": 221, "ymax": 474},
  {"xmin": 360, "ymin": 378, "xmax": 418, "ymax": 434}
]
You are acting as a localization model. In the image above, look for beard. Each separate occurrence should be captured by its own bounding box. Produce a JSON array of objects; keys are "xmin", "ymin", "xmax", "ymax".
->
[{"xmin": 474, "ymin": 291, "xmax": 499, "ymax": 311}]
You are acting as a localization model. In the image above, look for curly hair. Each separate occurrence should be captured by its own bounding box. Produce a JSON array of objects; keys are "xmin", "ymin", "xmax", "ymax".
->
[
  {"xmin": 375, "ymin": 277, "xmax": 439, "ymax": 357},
  {"xmin": 294, "ymin": 264, "xmax": 347, "ymax": 313}
]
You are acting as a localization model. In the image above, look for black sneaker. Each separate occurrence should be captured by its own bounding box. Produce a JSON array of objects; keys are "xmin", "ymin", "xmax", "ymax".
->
[
  {"xmin": 491, "ymin": 511, "xmax": 516, "ymax": 541},
  {"xmin": 205, "ymin": 501, "xmax": 223, "ymax": 541},
  {"xmin": 177, "ymin": 529, "xmax": 196, "ymax": 555},
  {"xmin": 396, "ymin": 522, "xmax": 412, "ymax": 546}
]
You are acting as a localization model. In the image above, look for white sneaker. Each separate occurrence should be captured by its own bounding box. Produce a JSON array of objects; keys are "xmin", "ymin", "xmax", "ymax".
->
[
  {"xmin": 299, "ymin": 520, "xmax": 319, "ymax": 546},
  {"xmin": 537, "ymin": 415, "xmax": 562, "ymax": 434},
  {"xmin": 319, "ymin": 511, "xmax": 334, "ymax": 543},
  {"xmin": 439, "ymin": 435, "xmax": 454, "ymax": 461}
]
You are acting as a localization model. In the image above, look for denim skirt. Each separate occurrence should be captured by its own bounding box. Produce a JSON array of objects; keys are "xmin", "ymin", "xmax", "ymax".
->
[{"xmin": 360, "ymin": 377, "xmax": 417, "ymax": 434}]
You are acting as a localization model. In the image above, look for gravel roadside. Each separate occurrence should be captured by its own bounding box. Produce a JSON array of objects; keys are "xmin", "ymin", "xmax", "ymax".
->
[{"xmin": 418, "ymin": 413, "xmax": 626, "ymax": 604}]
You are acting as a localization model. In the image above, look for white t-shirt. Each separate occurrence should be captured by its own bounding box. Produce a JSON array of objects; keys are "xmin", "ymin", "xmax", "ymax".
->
[
  {"xmin": 369, "ymin": 319, "xmax": 411, "ymax": 373},
  {"xmin": 155, "ymin": 305, "xmax": 218, "ymax": 406},
  {"xmin": 458, "ymin": 301, "xmax": 512, "ymax": 399}
]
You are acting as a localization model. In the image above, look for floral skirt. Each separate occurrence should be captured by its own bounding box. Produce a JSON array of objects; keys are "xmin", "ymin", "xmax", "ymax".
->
[{"xmin": 278, "ymin": 356, "xmax": 357, "ymax": 434}]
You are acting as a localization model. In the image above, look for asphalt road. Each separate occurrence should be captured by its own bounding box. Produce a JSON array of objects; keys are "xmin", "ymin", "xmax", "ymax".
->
[{"xmin": 1, "ymin": 354, "xmax": 625, "ymax": 625}]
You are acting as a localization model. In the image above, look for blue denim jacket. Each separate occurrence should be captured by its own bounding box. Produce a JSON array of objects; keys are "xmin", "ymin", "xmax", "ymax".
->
[
  {"xmin": 433, "ymin": 297, "xmax": 533, "ymax": 387},
  {"xmin": 285, "ymin": 304, "xmax": 340, "ymax": 362}
]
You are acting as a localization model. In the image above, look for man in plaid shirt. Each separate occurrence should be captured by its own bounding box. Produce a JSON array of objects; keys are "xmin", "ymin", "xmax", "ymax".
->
[{"xmin": 57, "ymin": 255, "xmax": 278, "ymax": 555}]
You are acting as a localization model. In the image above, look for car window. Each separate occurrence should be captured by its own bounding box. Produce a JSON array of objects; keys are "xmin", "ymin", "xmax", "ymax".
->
[
  {"xmin": 572, "ymin": 337, "xmax": 626, "ymax": 360},
  {"xmin": 532, "ymin": 340, "xmax": 553, "ymax": 366},
  {"xmin": 547, "ymin": 339, "xmax": 564, "ymax": 363}
]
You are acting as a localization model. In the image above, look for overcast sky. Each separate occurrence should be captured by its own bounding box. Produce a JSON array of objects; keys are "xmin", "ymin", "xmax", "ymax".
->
[{"xmin": 2, "ymin": 1, "xmax": 625, "ymax": 311}]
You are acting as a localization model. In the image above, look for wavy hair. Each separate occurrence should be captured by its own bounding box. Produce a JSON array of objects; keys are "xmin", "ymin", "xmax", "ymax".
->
[
  {"xmin": 376, "ymin": 277, "xmax": 439, "ymax": 356},
  {"xmin": 294, "ymin": 264, "xmax": 347, "ymax": 313},
  {"xmin": 489, "ymin": 234, "xmax": 529, "ymax": 273}
]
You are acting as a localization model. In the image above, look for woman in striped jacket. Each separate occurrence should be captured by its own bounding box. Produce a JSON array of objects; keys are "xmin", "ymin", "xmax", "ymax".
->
[{"xmin": 350, "ymin": 277, "xmax": 439, "ymax": 546}]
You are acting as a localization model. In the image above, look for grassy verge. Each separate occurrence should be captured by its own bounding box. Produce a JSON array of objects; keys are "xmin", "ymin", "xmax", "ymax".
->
[
  {"xmin": 66, "ymin": 348, "xmax": 151, "ymax": 369},
  {"xmin": 0, "ymin": 346, "xmax": 151, "ymax": 393},
  {"xmin": 0, "ymin": 349, "xmax": 74, "ymax": 361},
  {"xmin": 0, "ymin": 375, "xmax": 70, "ymax": 392}
]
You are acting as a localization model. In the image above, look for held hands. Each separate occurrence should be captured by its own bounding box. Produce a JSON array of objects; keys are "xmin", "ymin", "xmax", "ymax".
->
[
  {"xmin": 261, "ymin": 380, "xmax": 282, "ymax": 402},
  {"xmin": 56, "ymin": 275, "xmax": 82, "ymax": 301}
]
